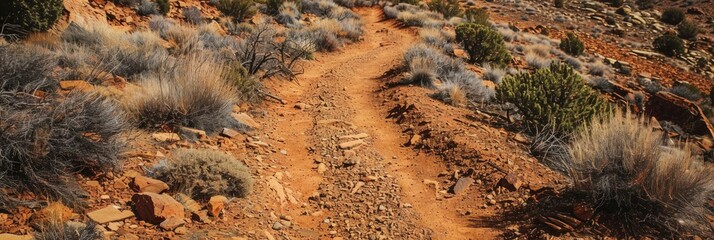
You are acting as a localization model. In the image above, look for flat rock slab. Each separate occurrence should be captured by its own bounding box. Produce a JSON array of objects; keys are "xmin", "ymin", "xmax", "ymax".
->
[
  {"xmin": 338, "ymin": 133, "xmax": 369, "ymax": 140},
  {"xmin": 87, "ymin": 206, "xmax": 135, "ymax": 224},
  {"xmin": 339, "ymin": 139, "xmax": 364, "ymax": 150},
  {"xmin": 233, "ymin": 113, "xmax": 261, "ymax": 129},
  {"xmin": 152, "ymin": 133, "xmax": 180, "ymax": 142}
]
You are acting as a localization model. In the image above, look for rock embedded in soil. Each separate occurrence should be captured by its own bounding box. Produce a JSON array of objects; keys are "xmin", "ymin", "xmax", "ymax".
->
[
  {"xmin": 159, "ymin": 216, "xmax": 185, "ymax": 231},
  {"xmin": 338, "ymin": 139, "xmax": 364, "ymax": 150},
  {"xmin": 232, "ymin": 113, "xmax": 261, "ymax": 129},
  {"xmin": 152, "ymin": 133, "xmax": 180, "ymax": 142},
  {"xmin": 30, "ymin": 202, "xmax": 73, "ymax": 227},
  {"xmin": 87, "ymin": 206, "xmax": 135, "ymax": 224},
  {"xmin": 451, "ymin": 177, "xmax": 474, "ymax": 195},
  {"xmin": 497, "ymin": 173, "xmax": 523, "ymax": 192},
  {"xmin": 220, "ymin": 128, "xmax": 240, "ymax": 138},
  {"xmin": 130, "ymin": 176, "xmax": 169, "ymax": 194},
  {"xmin": 131, "ymin": 192, "xmax": 185, "ymax": 225}
]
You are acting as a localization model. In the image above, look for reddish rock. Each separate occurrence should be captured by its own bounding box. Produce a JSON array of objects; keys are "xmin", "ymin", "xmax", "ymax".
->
[
  {"xmin": 87, "ymin": 206, "xmax": 135, "ymax": 224},
  {"xmin": 131, "ymin": 193, "xmax": 185, "ymax": 225},
  {"xmin": 496, "ymin": 173, "xmax": 522, "ymax": 192},
  {"xmin": 159, "ymin": 216, "xmax": 185, "ymax": 231},
  {"xmin": 208, "ymin": 196, "xmax": 228, "ymax": 217},
  {"xmin": 130, "ymin": 176, "xmax": 169, "ymax": 194},
  {"xmin": 645, "ymin": 92, "xmax": 714, "ymax": 138},
  {"xmin": 232, "ymin": 113, "xmax": 261, "ymax": 129}
]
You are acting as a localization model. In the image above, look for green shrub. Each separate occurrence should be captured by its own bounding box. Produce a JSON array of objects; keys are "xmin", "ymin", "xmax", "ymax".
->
[
  {"xmin": 455, "ymin": 23, "xmax": 512, "ymax": 67},
  {"xmin": 428, "ymin": 0, "xmax": 462, "ymax": 19},
  {"xmin": 156, "ymin": 0, "xmax": 170, "ymax": 15},
  {"xmin": 653, "ymin": 33, "xmax": 685, "ymax": 57},
  {"xmin": 661, "ymin": 8, "xmax": 685, "ymax": 25},
  {"xmin": 149, "ymin": 149, "xmax": 254, "ymax": 199},
  {"xmin": 559, "ymin": 32, "xmax": 585, "ymax": 57},
  {"xmin": 218, "ymin": 0, "xmax": 257, "ymax": 22},
  {"xmin": 496, "ymin": 63, "xmax": 605, "ymax": 135},
  {"xmin": 554, "ymin": 0, "xmax": 565, "ymax": 8},
  {"xmin": 635, "ymin": 0, "xmax": 654, "ymax": 9},
  {"xmin": 0, "ymin": 0, "xmax": 64, "ymax": 32},
  {"xmin": 677, "ymin": 20, "xmax": 699, "ymax": 40},
  {"xmin": 463, "ymin": 8, "xmax": 489, "ymax": 26}
]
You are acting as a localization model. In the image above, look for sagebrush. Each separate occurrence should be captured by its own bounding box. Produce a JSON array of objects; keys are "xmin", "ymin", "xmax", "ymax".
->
[{"xmin": 149, "ymin": 149, "xmax": 254, "ymax": 199}]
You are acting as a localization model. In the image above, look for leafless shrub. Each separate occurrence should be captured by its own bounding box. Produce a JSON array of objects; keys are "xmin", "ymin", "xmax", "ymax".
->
[
  {"xmin": 124, "ymin": 54, "xmax": 238, "ymax": 133},
  {"xmin": 0, "ymin": 91, "xmax": 127, "ymax": 209},
  {"xmin": 148, "ymin": 148, "xmax": 254, "ymax": 199},
  {"xmin": 560, "ymin": 110, "xmax": 714, "ymax": 237},
  {"xmin": 237, "ymin": 23, "xmax": 313, "ymax": 78},
  {"xmin": 0, "ymin": 44, "xmax": 58, "ymax": 92}
]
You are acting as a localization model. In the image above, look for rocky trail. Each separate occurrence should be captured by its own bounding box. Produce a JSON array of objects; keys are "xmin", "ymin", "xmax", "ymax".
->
[{"xmin": 256, "ymin": 7, "xmax": 501, "ymax": 239}]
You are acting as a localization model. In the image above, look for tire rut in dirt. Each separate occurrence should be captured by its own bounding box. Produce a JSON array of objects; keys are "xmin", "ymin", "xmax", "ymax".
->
[{"xmin": 303, "ymin": 69, "xmax": 433, "ymax": 239}]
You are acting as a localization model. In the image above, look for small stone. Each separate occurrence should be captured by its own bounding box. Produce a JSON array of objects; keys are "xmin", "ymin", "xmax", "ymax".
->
[
  {"xmin": 496, "ymin": 173, "xmax": 522, "ymax": 192},
  {"xmin": 174, "ymin": 226, "xmax": 188, "ymax": 235},
  {"xmin": 294, "ymin": 103, "xmax": 308, "ymax": 109},
  {"xmin": 280, "ymin": 149, "xmax": 287, "ymax": 155},
  {"xmin": 130, "ymin": 176, "xmax": 169, "ymax": 194},
  {"xmin": 220, "ymin": 128, "xmax": 240, "ymax": 138},
  {"xmin": 351, "ymin": 181, "xmax": 365, "ymax": 194},
  {"xmin": 107, "ymin": 222, "xmax": 122, "ymax": 231},
  {"xmin": 451, "ymin": 177, "xmax": 474, "ymax": 195},
  {"xmin": 86, "ymin": 180, "xmax": 101, "ymax": 188},
  {"xmin": 100, "ymin": 195, "xmax": 110, "ymax": 200},
  {"xmin": 317, "ymin": 163, "xmax": 327, "ymax": 174},
  {"xmin": 409, "ymin": 134, "xmax": 421, "ymax": 145},
  {"xmin": 272, "ymin": 221, "xmax": 283, "ymax": 230},
  {"xmin": 208, "ymin": 195, "xmax": 228, "ymax": 217}
]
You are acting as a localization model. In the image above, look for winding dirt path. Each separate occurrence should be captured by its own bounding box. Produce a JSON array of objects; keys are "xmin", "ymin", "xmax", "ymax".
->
[{"xmin": 261, "ymin": 7, "xmax": 502, "ymax": 239}]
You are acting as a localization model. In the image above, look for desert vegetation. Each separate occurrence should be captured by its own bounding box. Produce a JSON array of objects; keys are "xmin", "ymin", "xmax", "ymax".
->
[
  {"xmin": 148, "ymin": 149, "xmax": 254, "ymax": 199},
  {"xmin": 1, "ymin": 0, "xmax": 714, "ymax": 239}
]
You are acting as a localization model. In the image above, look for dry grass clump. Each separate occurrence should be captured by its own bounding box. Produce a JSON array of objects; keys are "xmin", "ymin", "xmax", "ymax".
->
[
  {"xmin": 0, "ymin": 91, "xmax": 127, "ymax": 209},
  {"xmin": 419, "ymin": 28, "xmax": 453, "ymax": 54},
  {"xmin": 383, "ymin": 2, "xmax": 444, "ymax": 27},
  {"xmin": 403, "ymin": 44, "xmax": 493, "ymax": 102},
  {"xmin": 124, "ymin": 54, "xmax": 238, "ymax": 134},
  {"xmin": 525, "ymin": 52, "xmax": 554, "ymax": 69},
  {"xmin": 482, "ymin": 64, "xmax": 506, "ymax": 85},
  {"xmin": 148, "ymin": 149, "xmax": 254, "ymax": 199},
  {"xmin": 433, "ymin": 81, "xmax": 467, "ymax": 106},
  {"xmin": 34, "ymin": 221, "xmax": 104, "ymax": 240},
  {"xmin": 0, "ymin": 44, "xmax": 58, "ymax": 92},
  {"xmin": 562, "ymin": 111, "xmax": 714, "ymax": 236},
  {"xmin": 587, "ymin": 59, "xmax": 611, "ymax": 77},
  {"xmin": 276, "ymin": 1, "xmax": 301, "ymax": 27}
]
